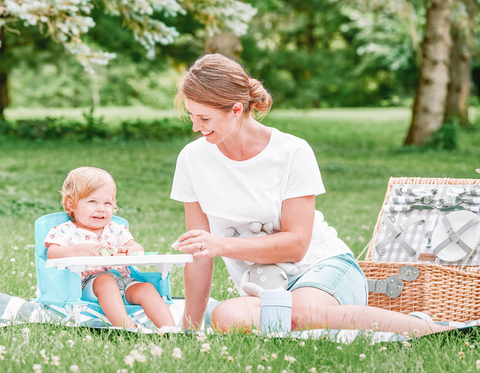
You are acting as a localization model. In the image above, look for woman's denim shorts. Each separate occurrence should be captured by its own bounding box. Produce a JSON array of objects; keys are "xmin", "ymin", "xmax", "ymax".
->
[{"xmin": 287, "ymin": 253, "xmax": 368, "ymax": 306}]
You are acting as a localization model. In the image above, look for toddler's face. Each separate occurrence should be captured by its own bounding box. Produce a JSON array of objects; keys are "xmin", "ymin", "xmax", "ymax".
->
[{"xmin": 70, "ymin": 182, "xmax": 115, "ymax": 234}]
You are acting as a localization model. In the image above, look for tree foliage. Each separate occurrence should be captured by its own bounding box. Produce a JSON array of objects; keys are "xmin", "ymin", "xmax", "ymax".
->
[{"xmin": 0, "ymin": 0, "xmax": 256, "ymax": 71}]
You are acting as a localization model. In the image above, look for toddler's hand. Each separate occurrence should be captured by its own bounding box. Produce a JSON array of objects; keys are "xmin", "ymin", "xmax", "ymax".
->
[
  {"xmin": 81, "ymin": 243, "xmax": 110, "ymax": 257},
  {"xmin": 119, "ymin": 240, "xmax": 144, "ymax": 256}
]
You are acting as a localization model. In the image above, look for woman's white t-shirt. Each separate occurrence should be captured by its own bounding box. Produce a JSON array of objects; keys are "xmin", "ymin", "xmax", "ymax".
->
[{"xmin": 171, "ymin": 128, "xmax": 352, "ymax": 290}]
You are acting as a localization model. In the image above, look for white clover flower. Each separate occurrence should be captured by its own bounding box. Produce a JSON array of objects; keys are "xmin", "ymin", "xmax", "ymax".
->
[
  {"xmin": 270, "ymin": 353, "xmax": 277, "ymax": 359},
  {"xmin": 10, "ymin": 258, "xmax": 15, "ymax": 263},
  {"xmin": 359, "ymin": 354, "xmax": 366, "ymax": 359},
  {"xmin": 284, "ymin": 355, "xmax": 296, "ymax": 363},
  {"xmin": 309, "ymin": 368, "xmax": 317, "ymax": 373},
  {"xmin": 402, "ymin": 331, "xmax": 410, "ymax": 339},
  {"xmin": 0, "ymin": 346, "xmax": 6, "ymax": 360},
  {"xmin": 51, "ymin": 356, "xmax": 60, "ymax": 366},
  {"xmin": 151, "ymin": 345, "xmax": 162, "ymax": 357},
  {"xmin": 70, "ymin": 365, "xmax": 79, "ymax": 372},
  {"xmin": 22, "ymin": 327, "xmax": 30, "ymax": 335},
  {"xmin": 227, "ymin": 287, "xmax": 233, "ymax": 293},
  {"xmin": 261, "ymin": 356, "xmax": 268, "ymax": 361},
  {"xmin": 172, "ymin": 347, "xmax": 182, "ymax": 359},
  {"xmin": 196, "ymin": 332, "xmax": 206, "ymax": 342},
  {"xmin": 337, "ymin": 346, "xmax": 342, "ymax": 350},
  {"xmin": 83, "ymin": 335, "xmax": 92, "ymax": 343},
  {"xmin": 402, "ymin": 341, "xmax": 411, "ymax": 347},
  {"xmin": 12, "ymin": 271, "xmax": 16, "ymax": 275},
  {"xmin": 476, "ymin": 359, "xmax": 480, "ymax": 369},
  {"xmin": 28, "ymin": 273, "xmax": 33, "ymax": 278},
  {"xmin": 200, "ymin": 343, "xmax": 211, "ymax": 354},
  {"xmin": 257, "ymin": 365, "xmax": 265, "ymax": 371},
  {"xmin": 228, "ymin": 356, "xmax": 234, "ymax": 362},
  {"xmin": 246, "ymin": 366, "xmax": 252, "ymax": 371},
  {"xmin": 379, "ymin": 346, "xmax": 387, "ymax": 352},
  {"xmin": 299, "ymin": 341, "xmax": 305, "ymax": 347},
  {"xmin": 412, "ymin": 328, "xmax": 419, "ymax": 335},
  {"xmin": 13, "ymin": 246, "xmax": 18, "ymax": 250},
  {"xmin": 33, "ymin": 364, "xmax": 42, "ymax": 373},
  {"xmin": 372, "ymin": 322, "xmax": 379, "ymax": 331},
  {"xmin": 221, "ymin": 346, "xmax": 228, "ymax": 355},
  {"xmin": 459, "ymin": 350, "xmax": 465, "ymax": 360},
  {"xmin": 124, "ymin": 355, "xmax": 135, "ymax": 367}
]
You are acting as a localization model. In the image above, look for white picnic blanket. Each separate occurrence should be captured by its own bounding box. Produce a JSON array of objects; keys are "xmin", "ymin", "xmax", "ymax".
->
[{"xmin": 0, "ymin": 292, "xmax": 404, "ymax": 344}]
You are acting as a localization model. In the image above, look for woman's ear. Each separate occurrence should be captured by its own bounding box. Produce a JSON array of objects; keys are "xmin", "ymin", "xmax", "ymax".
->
[{"xmin": 232, "ymin": 102, "xmax": 244, "ymax": 117}]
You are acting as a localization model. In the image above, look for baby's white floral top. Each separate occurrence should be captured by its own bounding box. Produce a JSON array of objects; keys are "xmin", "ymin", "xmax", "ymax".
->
[{"xmin": 44, "ymin": 221, "xmax": 134, "ymax": 282}]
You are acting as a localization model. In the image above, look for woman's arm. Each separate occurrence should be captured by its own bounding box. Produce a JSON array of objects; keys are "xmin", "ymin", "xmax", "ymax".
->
[
  {"xmin": 175, "ymin": 195, "xmax": 315, "ymax": 263},
  {"xmin": 46, "ymin": 242, "xmax": 105, "ymax": 259},
  {"xmin": 182, "ymin": 202, "xmax": 215, "ymax": 330}
]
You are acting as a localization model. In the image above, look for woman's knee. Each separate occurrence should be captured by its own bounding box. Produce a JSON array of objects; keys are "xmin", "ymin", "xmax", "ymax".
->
[{"xmin": 211, "ymin": 298, "xmax": 260, "ymax": 332}]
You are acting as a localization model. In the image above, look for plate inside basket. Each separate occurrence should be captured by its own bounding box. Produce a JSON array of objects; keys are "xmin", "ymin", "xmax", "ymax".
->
[{"xmin": 430, "ymin": 210, "xmax": 480, "ymax": 262}]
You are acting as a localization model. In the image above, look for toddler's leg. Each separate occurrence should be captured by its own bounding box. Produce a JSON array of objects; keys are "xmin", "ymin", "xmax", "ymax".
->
[
  {"xmin": 93, "ymin": 274, "xmax": 135, "ymax": 329},
  {"xmin": 125, "ymin": 282, "xmax": 175, "ymax": 328}
]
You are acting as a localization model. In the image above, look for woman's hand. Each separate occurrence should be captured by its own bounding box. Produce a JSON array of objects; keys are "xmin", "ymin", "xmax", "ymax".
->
[{"xmin": 173, "ymin": 229, "xmax": 221, "ymax": 259}]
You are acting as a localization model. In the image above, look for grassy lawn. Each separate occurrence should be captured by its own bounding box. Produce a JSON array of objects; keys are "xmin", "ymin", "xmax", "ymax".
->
[{"xmin": 1, "ymin": 107, "xmax": 480, "ymax": 372}]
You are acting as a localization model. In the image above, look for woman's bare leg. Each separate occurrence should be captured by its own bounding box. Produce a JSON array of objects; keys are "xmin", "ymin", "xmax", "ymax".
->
[
  {"xmin": 291, "ymin": 288, "xmax": 450, "ymax": 335},
  {"xmin": 93, "ymin": 274, "xmax": 134, "ymax": 328},
  {"xmin": 211, "ymin": 288, "xmax": 453, "ymax": 335},
  {"xmin": 211, "ymin": 296, "xmax": 261, "ymax": 332},
  {"xmin": 125, "ymin": 282, "xmax": 175, "ymax": 328}
]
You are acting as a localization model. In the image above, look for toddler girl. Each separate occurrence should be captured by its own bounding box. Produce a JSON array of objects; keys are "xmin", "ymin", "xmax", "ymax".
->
[{"xmin": 45, "ymin": 166, "xmax": 174, "ymax": 329}]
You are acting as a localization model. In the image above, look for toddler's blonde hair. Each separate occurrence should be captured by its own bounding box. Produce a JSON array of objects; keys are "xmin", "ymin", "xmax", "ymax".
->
[{"xmin": 61, "ymin": 167, "xmax": 117, "ymax": 220}]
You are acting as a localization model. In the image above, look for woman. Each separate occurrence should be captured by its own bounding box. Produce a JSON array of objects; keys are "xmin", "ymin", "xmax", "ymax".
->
[{"xmin": 170, "ymin": 53, "xmax": 450, "ymax": 335}]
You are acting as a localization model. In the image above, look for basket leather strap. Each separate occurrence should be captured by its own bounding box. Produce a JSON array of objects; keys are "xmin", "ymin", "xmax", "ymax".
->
[
  {"xmin": 468, "ymin": 188, "xmax": 479, "ymax": 197},
  {"xmin": 375, "ymin": 216, "xmax": 424, "ymax": 256},
  {"xmin": 433, "ymin": 215, "xmax": 480, "ymax": 256},
  {"xmin": 367, "ymin": 275, "xmax": 404, "ymax": 298}
]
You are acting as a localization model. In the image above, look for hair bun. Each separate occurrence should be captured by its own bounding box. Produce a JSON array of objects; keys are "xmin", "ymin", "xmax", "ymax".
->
[{"xmin": 249, "ymin": 78, "xmax": 272, "ymax": 112}]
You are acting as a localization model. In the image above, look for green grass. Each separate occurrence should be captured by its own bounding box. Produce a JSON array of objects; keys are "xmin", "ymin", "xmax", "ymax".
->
[{"xmin": 1, "ymin": 107, "xmax": 480, "ymax": 372}]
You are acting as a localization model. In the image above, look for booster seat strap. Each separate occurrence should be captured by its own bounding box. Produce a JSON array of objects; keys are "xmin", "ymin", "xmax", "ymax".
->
[
  {"xmin": 433, "ymin": 215, "xmax": 480, "ymax": 256},
  {"xmin": 375, "ymin": 216, "xmax": 424, "ymax": 257}
]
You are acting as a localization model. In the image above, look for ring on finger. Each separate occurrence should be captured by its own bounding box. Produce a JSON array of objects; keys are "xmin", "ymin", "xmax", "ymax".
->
[{"xmin": 199, "ymin": 243, "xmax": 204, "ymax": 251}]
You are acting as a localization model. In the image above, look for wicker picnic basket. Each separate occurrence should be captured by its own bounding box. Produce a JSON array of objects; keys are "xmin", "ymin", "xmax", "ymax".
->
[{"xmin": 360, "ymin": 177, "xmax": 480, "ymax": 321}]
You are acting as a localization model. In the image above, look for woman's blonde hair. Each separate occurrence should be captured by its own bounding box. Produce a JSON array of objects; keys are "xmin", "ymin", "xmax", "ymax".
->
[
  {"xmin": 175, "ymin": 53, "xmax": 273, "ymax": 120},
  {"xmin": 61, "ymin": 167, "xmax": 117, "ymax": 220}
]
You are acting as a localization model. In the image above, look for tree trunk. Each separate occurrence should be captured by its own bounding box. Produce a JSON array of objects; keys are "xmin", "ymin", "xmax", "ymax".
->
[
  {"xmin": 0, "ymin": 28, "xmax": 9, "ymax": 120},
  {"xmin": 405, "ymin": 0, "xmax": 452, "ymax": 146},
  {"xmin": 444, "ymin": 0, "xmax": 475, "ymax": 127},
  {"xmin": 205, "ymin": 33, "xmax": 243, "ymax": 60}
]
